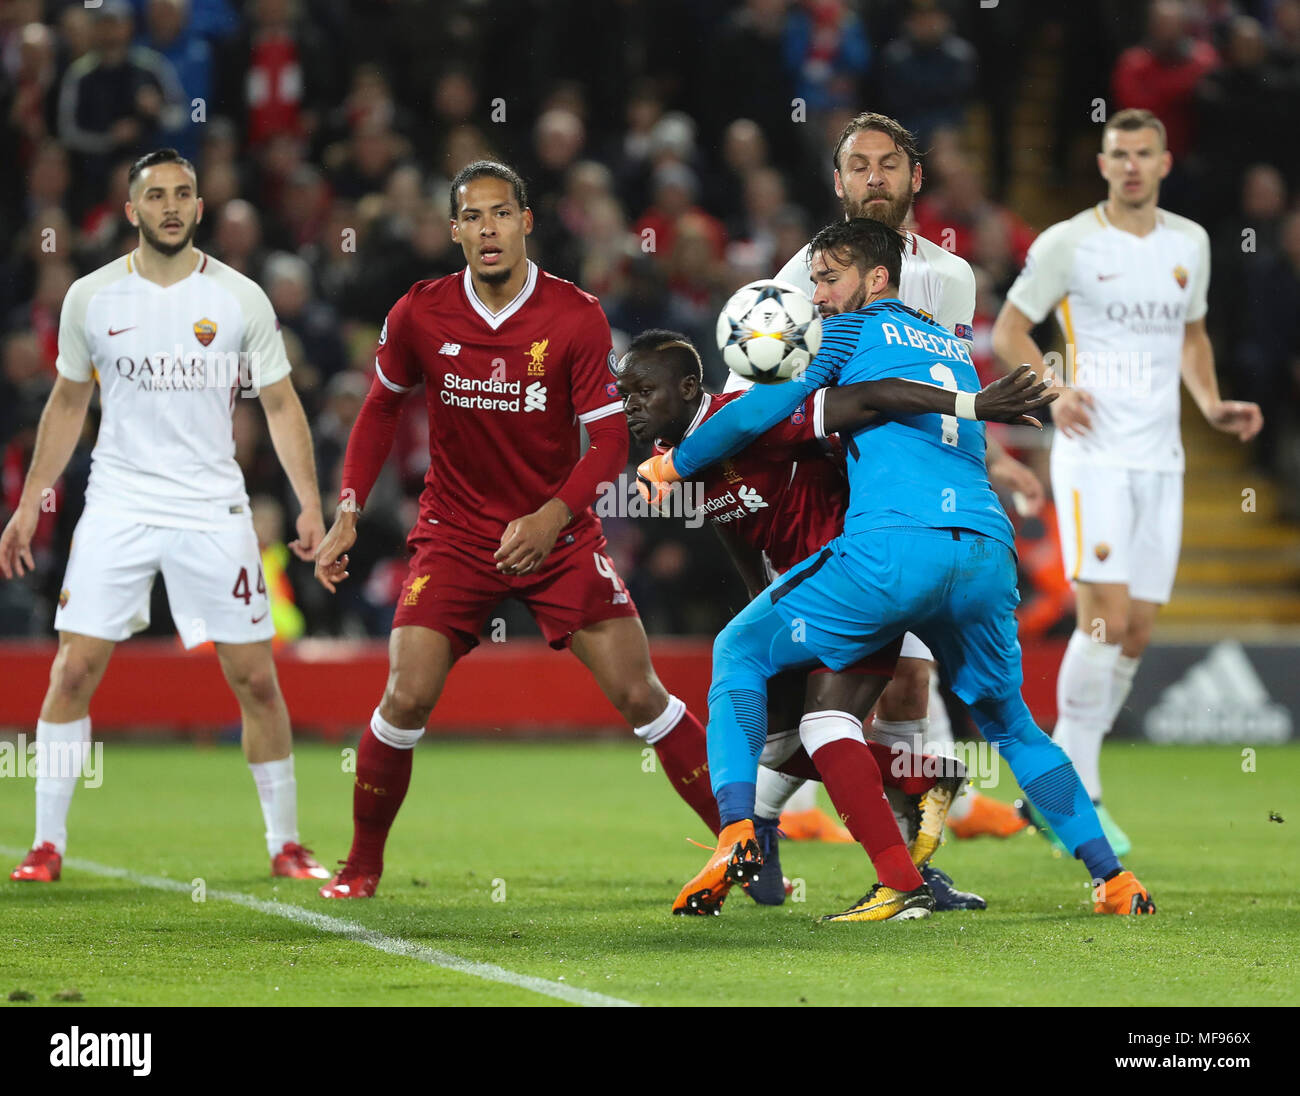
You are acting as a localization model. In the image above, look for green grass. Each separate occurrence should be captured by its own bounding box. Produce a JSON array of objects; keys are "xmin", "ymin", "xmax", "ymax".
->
[{"xmin": 2, "ymin": 739, "xmax": 1297, "ymax": 1006}]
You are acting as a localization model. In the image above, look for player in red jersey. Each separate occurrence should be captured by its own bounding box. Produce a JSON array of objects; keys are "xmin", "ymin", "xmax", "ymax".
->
[
  {"xmin": 618, "ymin": 329, "xmax": 1053, "ymax": 913},
  {"xmin": 311, "ymin": 162, "xmax": 718, "ymax": 898}
]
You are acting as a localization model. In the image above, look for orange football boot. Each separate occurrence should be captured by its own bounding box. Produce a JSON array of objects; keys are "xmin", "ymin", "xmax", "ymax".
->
[
  {"xmin": 946, "ymin": 792, "xmax": 1029, "ymax": 840},
  {"xmin": 672, "ymin": 820, "xmax": 762, "ymax": 915},
  {"xmin": 778, "ymin": 806, "xmax": 854, "ymax": 843},
  {"xmin": 1093, "ymin": 870, "xmax": 1156, "ymax": 915}
]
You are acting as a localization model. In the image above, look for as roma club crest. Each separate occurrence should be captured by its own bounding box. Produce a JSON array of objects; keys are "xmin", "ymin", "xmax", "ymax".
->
[
  {"xmin": 1172, "ymin": 265, "xmax": 1188, "ymax": 289},
  {"xmin": 1094, "ymin": 542, "xmax": 1111, "ymax": 562},
  {"xmin": 58, "ymin": 588, "xmax": 70, "ymax": 609},
  {"xmin": 193, "ymin": 318, "xmax": 218, "ymax": 347},
  {"xmin": 527, "ymin": 339, "xmax": 548, "ymax": 376}
]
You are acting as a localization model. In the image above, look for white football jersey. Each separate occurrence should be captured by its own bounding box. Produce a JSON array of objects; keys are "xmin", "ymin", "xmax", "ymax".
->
[
  {"xmin": 55, "ymin": 250, "xmax": 292, "ymax": 529},
  {"xmin": 1006, "ymin": 203, "xmax": 1209, "ymax": 472},
  {"xmin": 724, "ymin": 230, "xmax": 976, "ymax": 392}
]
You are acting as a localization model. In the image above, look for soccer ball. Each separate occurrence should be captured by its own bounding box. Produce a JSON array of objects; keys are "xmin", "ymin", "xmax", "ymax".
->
[{"xmin": 716, "ymin": 279, "xmax": 822, "ymax": 384}]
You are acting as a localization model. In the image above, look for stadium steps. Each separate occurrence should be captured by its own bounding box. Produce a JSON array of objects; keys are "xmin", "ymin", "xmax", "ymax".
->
[{"xmin": 1167, "ymin": 396, "xmax": 1300, "ymax": 628}]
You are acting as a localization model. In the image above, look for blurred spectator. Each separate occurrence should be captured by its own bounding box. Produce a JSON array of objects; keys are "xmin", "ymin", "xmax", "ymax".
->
[
  {"xmin": 250, "ymin": 493, "xmax": 305, "ymax": 643},
  {"xmin": 1195, "ymin": 16, "xmax": 1290, "ymax": 212},
  {"xmin": 877, "ymin": 1, "xmax": 977, "ymax": 150},
  {"xmin": 1220, "ymin": 202, "xmax": 1300, "ymax": 473},
  {"xmin": 912, "ymin": 150, "xmax": 1037, "ymax": 276},
  {"xmin": 635, "ymin": 163, "xmax": 726, "ymax": 266},
  {"xmin": 231, "ymin": 0, "xmax": 334, "ymax": 146},
  {"xmin": 56, "ymin": 1, "xmax": 187, "ymax": 214},
  {"xmin": 782, "ymin": 0, "xmax": 871, "ymax": 115},
  {"xmin": 1111, "ymin": 0, "xmax": 1219, "ymax": 162},
  {"xmin": 326, "ymin": 119, "xmax": 407, "ymax": 203},
  {"xmin": 264, "ymin": 250, "xmax": 347, "ymax": 381},
  {"xmin": 210, "ymin": 198, "xmax": 266, "ymax": 279},
  {"xmin": 707, "ymin": 118, "xmax": 769, "ymax": 221},
  {"xmin": 705, "ymin": 0, "xmax": 801, "ymax": 168},
  {"xmin": 5, "ymin": 21, "xmax": 59, "ymax": 166},
  {"xmin": 142, "ymin": 0, "xmax": 211, "ymax": 161}
]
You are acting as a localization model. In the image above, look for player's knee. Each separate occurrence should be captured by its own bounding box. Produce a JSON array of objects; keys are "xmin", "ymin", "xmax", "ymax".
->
[
  {"xmin": 382, "ymin": 681, "xmax": 437, "ymax": 729},
  {"xmin": 877, "ymin": 660, "xmax": 929, "ymax": 721},
  {"xmin": 1123, "ymin": 617, "xmax": 1153, "ymax": 655},
  {"xmin": 611, "ymin": 675, "xmax": 666, "ymax": 728},
  {"xmin": 711, "ymin": 622, "xmax": 759, "ymax": 679},
  {"xmin": 48, "ymin": 647, "xmax": 105, "ymax": 704},
  {"xmin": 225, "ymin": 662, "xmax": 281, "ymax": 710}
]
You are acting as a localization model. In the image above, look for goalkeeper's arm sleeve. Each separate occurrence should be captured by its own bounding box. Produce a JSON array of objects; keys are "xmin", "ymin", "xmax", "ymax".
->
[{"xmin": 339, "ymin": 374, "xmax": 408, "ymax": 512}]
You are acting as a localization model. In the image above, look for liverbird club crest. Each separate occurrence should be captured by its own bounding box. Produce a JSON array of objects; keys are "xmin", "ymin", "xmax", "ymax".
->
[
  {"xmin": 1172, "ymin": 265, "xmax": 1188, "ymax": 289},
  {"xmin": 193, "ymin": 317, "xmax": 218, "ymax": 346}
]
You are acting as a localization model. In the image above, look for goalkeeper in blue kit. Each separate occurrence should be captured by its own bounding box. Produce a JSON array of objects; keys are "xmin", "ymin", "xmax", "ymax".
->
[{"xmin": 639, "ymin": 219, "xmax": 1155, "ymax": 920}]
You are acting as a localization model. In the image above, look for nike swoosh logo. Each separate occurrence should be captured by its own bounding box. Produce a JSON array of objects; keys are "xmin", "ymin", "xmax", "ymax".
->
[
  {"xmin": 108, "ymin": 326, "xmax": 137, "ymax": 336},
  {"xmin": 251, "ymin": 612, "xmax": 268, "ymax": 624},
  {"xmin": 1096, "ymin": 273, "xmax": 1121, "ymax": 281}
]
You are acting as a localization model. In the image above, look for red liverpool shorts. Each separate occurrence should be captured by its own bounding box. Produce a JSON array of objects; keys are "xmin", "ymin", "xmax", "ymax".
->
[{"xmin": 392, "ymin": 518, "xmax": 640, "ymax": 658}]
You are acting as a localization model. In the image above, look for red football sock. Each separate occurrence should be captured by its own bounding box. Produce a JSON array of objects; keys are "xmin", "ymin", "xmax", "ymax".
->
[
  {"xmin": 652, "ymin": 708, "xmax": 720, "ymax": 836},
  {"xmin": 868, "ymin": 741, "xmax": 937, "ymax": 796},
  {"xmin": 347, "ymin": 727, "xmax": 414, "ymax": 875},
  {"xmin": 811, "ymin": 737, "xmax": 922, "ymax": 892},
  {"xmin": 776, "ymin": 742, "xmax": 935, "ymax": 797}
]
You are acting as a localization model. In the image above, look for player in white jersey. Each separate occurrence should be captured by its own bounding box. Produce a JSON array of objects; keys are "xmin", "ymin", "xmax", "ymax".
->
[
  {"xmin": 726, "ymin": 113, "xmax": 1034, "ymax": 909},
  {"xmin": 992, "ymin": 109, "xmax": 1262, "ymax": 851},
  {"xmin": 0, "ymin": 149, "xmax": 332, "ymax": 883}
]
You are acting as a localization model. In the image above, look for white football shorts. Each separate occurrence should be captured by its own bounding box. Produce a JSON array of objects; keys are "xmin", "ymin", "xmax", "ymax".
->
[
  {"xmin": 1050, "ymin": 452, "xmax": 1183, "ymax": 605},
  {"xmin": 54, "ymin": 506, "xmax": 275, "ymax": 648},
  {"xmin": 899, "ymin": 632, "xmax": 933, "ymax": 661}
]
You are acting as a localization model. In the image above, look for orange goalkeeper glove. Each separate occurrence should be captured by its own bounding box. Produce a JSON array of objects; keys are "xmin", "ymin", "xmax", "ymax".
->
[{"xmin": 636, "ymin": 449, "xmax": 681, "ymax": 507}]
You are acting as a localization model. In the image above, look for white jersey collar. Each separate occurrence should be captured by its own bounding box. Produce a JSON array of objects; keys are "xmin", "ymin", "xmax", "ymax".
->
[{"xmin": 462, "ymin": 260, "xmax": 538, "ymax": 330}]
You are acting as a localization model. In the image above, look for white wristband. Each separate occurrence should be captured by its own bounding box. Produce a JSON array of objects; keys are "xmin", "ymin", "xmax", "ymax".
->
[{"xmin": 954, "ymin": 391, "xmax": 978, "ymax": 420}]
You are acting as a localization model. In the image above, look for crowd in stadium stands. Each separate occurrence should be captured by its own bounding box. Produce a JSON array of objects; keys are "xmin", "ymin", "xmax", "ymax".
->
[{"xmin": 1, "ymin": 0, "xmax": 1297, "ymax": 643}]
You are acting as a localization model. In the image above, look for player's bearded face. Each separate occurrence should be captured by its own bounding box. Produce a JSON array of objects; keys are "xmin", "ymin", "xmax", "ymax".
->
[
  {"xmin": 129, "ymin": 165, "xmax": 201, "ymax": 257},
  {"xmin": 137, "ymin": 206, "xmax": 199, "ymax": 256},
  {"xmin": 811, "ymin": 252, "xmax": 868, "ymax": 317},
  {"xmin": 835, "ymin": 131, "xmax": 919, "ymax": 231}
]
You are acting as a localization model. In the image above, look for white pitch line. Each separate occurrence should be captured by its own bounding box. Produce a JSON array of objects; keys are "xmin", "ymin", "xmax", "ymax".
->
[{"xmin": 3, "ymin": 847, "xmax": 637, "ymax": 1008}]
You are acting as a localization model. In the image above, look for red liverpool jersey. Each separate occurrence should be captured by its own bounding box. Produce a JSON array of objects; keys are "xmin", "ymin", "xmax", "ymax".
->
[
  {"xmin": 374, "ymin": 261, "xmax": 623, "ymax": 549},
  {"xmin": 662, "ymin": 389, "xmax": 847, "ymax": 575}
]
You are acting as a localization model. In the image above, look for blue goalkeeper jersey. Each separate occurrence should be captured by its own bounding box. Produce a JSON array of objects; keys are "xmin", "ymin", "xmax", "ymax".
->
[{"xmin": 674, "ymin": 298, "xmax": 1015, "ymax": 551}]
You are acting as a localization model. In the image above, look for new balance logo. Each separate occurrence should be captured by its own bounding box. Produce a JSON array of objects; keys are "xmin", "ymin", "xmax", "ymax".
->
[
  {"xmin": 1144, "ymin": 640, "xmax": 1291, "ymax": 744},
  {"xmin": 439, "ymin": 343, "xmax": 461, "ymax": 356},
  {"xmin": 524, "ymin": 382, "xmax": 547, "ymax": 413},
  {"xmin": 738, "ymin": 486, "xmax": 767, "ymax": 512}
]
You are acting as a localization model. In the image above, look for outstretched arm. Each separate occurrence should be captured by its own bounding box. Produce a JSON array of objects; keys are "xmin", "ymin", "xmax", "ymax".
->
[{"xmin": 819, "ymin": 365, "xmax": 1056, "ymax": 436}]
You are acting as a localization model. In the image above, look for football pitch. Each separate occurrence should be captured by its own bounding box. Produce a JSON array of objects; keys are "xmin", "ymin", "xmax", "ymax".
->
[{"xmin": 2, "ymin": 739, "xmax": 1296, "ymax": 1007}]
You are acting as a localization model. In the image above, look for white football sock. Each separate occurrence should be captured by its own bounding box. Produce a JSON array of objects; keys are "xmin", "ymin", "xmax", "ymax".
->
[
  {"xmin": 920, "ymin": 672, "xmax": 976, "ymax": 822},
  {"xmin": 1054, "ymin": 629, "xmax": 1121, "ymax": 801},
  {"xmin": 34, "ymin": 717, "xmax": 92, "ymax": 855},
  {"xmin": 1105, "ymin": 654, "xmax": 1140, "ymax": 729},
  {"xmin": 755, "ymin": 766, "xmax": 806, "ymax": 820},
  {"xmin": 783, "ymin": 780, "xmax": 819, "ymax": 813},
  {"xmin": 250, "ymin": 755, "xmax": 299, "ymax": 856},
  {"xmin": 632, "ymin": 694, "xmax": 685, "ymax": 745},
  {"xmin": 871, "ymin": 718, "xmax": 927, "ymax": 842}
]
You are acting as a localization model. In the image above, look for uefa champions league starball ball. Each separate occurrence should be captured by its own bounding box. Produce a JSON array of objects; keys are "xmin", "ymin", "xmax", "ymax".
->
[{"xmin": 716, "ymin": 279, "xmax": 822, "ymax": 383}]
